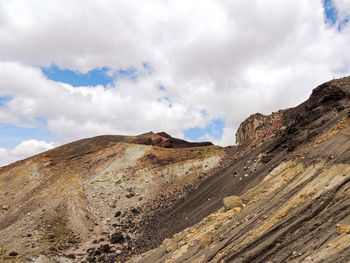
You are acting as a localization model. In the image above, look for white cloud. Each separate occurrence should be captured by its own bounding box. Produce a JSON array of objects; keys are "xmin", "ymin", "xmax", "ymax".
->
[
  {"xmin": 0, "ymin": 0, "xmax": 350, "ymax": 164},
  {"xmin": 0, "ymin": 139, "xmax": 57, "ymax": 167},
  {"xmin": 333, "ymin": 0, "xmax": 350, "ymax": 19}
]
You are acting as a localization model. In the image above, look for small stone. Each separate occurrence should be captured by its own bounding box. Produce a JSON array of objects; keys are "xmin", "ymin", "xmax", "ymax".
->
[
  {"xmin": 2, "ymin": 204, "xmax": 9, "ymax": 210},
  {"xmin": 99, "ymin": 244, "xmax": 110, "ymax": 253},
  {"xmin": 233, "ymin": 207, "xmax": 241, "ymax": 213},
  {"xmin": 337, "ymin": 224, "xmax": 350, "ymax": 234},
  {"xmin": 87, "ymin": 256, "xmax": 96, "ymax": 262},
  {"xmin": 125, "ymin": 192, "xmax": 135, "ymax": 198},
  {"xmin": 9, "ymin": 252, "xmax": 18, "ymax": 256},
  {"xmin": 108, "ymin": 201, "xmax": 116, "ymax": 208},
  {"xmin": 223, "ymin": 196, "xmax": 243, "ymax": 210}
]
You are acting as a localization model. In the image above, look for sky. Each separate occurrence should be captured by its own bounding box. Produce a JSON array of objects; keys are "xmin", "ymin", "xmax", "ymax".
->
[{"xmin": 0, "ymin": 0, "xmax": 350, "ymax": 166}]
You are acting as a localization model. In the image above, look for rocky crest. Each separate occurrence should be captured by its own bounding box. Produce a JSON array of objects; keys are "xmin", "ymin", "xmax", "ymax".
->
[{"xmin": 235, "ymin": 112, "xmax": 283, "ymax": 146}]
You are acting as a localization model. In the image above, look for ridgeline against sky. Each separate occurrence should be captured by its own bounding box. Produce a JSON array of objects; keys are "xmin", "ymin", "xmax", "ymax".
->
[{"xmin": 0, "ymin": 0, "xmax": 350, "ymax": 166}]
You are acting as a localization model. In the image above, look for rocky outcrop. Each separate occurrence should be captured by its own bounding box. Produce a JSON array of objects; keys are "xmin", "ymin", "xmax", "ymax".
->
[
  {"xmin": 136, "ymin": 132, "xmax": 213, "ymax": 148},
  {"xmin": 235, "ymin": 112, "xmax": 282, "ymax": 146}
]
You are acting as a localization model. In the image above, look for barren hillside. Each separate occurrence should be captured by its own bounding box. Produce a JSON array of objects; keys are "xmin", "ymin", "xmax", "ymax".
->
[{"xmin": 2, "ymin": 77, "xmax": 350, "ymax": 263}]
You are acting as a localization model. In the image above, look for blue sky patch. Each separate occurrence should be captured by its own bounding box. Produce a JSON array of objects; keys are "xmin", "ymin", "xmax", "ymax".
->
[
  {"xmin": 41, "ymin": 64, "xmax": 114, "ymax": 87},
  {"xmin": 184, "ymin": 118, "xmax": 225, "ymax": 141},
  {"xmin": 0, "ymin": 123, "xmax": 53, "ymax": 148},
  {"xmin": 323, "ymin": 0, "xmax": 338, "ymax": 25},
  {"xmin": 323, "ymin": 0, "xmax": 349, "ymax": 31},
  {"xmin": 0, "ymin": 96, "xmax": 12, "ymax": 106},
  {"xmin": 41, "ymin": 64, "xmax": 141, "ymax": 87}
]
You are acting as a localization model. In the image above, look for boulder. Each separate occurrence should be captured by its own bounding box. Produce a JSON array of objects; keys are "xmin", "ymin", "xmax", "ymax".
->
[
  {"xmin": 223, "ymin": 196, "xmax": 243, "ymax": 210},
  {"xmin": 110, "ymin": 231, "xmax": 124, "ymax": 244}
]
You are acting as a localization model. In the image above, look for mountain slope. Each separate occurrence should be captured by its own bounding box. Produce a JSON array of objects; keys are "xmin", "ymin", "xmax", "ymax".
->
[
  {"xmin": 129, "ymin": 77, "xmax": 350, "ymax": 263},
  {"xmin": 2, "ymin": 77, "xmax": 350, "ymax": 263},
  {"xmin": 0, "ymin": 132, "xmax": 224, "ymax": 262}
]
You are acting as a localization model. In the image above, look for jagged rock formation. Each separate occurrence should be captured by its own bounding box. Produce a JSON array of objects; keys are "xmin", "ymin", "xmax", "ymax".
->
[
  {"xmin": 2, "ymin": 77, "xmax": 350, "ymax": 263},
  {"xmin": 235, "ymin": 112, "xmax": 283, "ymax": 146}
]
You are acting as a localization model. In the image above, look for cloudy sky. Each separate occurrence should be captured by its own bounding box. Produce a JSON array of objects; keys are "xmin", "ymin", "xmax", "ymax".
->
[{"xmin": 0, "ymin": 0, "xmax": 350, "ymax": 166}]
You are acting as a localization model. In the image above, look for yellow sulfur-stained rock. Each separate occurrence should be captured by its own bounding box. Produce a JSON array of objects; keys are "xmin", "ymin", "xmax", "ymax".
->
[
  {"xmin": 166, "ymin": 243, "xmax": 178, "ymax": 253},
  {"xmin": 200, "ymin": 238, "xmax": 212, "ymax": 249},
  {"xmin": 234, "ymin": 207, "xmax": 241, "ymax": 213},
  {"xmin": 336, "ymin": 224, "xmax": 350, "ymax": 234},
  {"xmin": 163, "ymin": 238, "xmax": 173, "ymax": 246}
]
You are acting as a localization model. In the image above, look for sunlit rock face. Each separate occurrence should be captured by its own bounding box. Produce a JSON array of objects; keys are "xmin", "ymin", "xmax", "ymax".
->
[{"xmin": 235, "ymin": 112, "xmax": 283, "ymax": 146}]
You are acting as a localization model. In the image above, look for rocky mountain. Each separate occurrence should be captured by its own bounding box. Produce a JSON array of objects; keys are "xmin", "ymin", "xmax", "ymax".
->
[
  {"xmin": 0, "ymin": 132, "xmax": 227, "ymax": 262},
  {"xmin": 1, "ymin": 77, "xmax": 350, "ymax": 263}
]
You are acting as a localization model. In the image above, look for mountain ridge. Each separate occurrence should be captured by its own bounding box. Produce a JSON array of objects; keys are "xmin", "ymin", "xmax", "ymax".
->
[{"xmin": 1, "ymin": 77, "xmax": 350, "ymax": 262}]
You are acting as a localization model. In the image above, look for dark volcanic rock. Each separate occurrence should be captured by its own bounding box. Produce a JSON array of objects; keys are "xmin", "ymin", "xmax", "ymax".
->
[
  {"xmin": 110, "ymin": 231, "xmax": 124, "ymax": 244},
  {"xmin": 99, "ymin": 244, "xmax": 110, "ymax": 253},
  {"xmin": 66, "ymin": 253, "xmax": 76, "ymax": 259},
  {"xmin": 9, "ymin": 252, "xmax": 18, "ymax": 256}
]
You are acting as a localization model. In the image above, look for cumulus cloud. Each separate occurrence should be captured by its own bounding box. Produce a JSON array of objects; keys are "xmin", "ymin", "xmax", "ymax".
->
[
  {"xmin": 0, "ymin": 0, "xmax": 350, "ymax": 158},
  {"xmin": 0, "ymin": 139, "xmax": 56, "ymax": 167}
]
